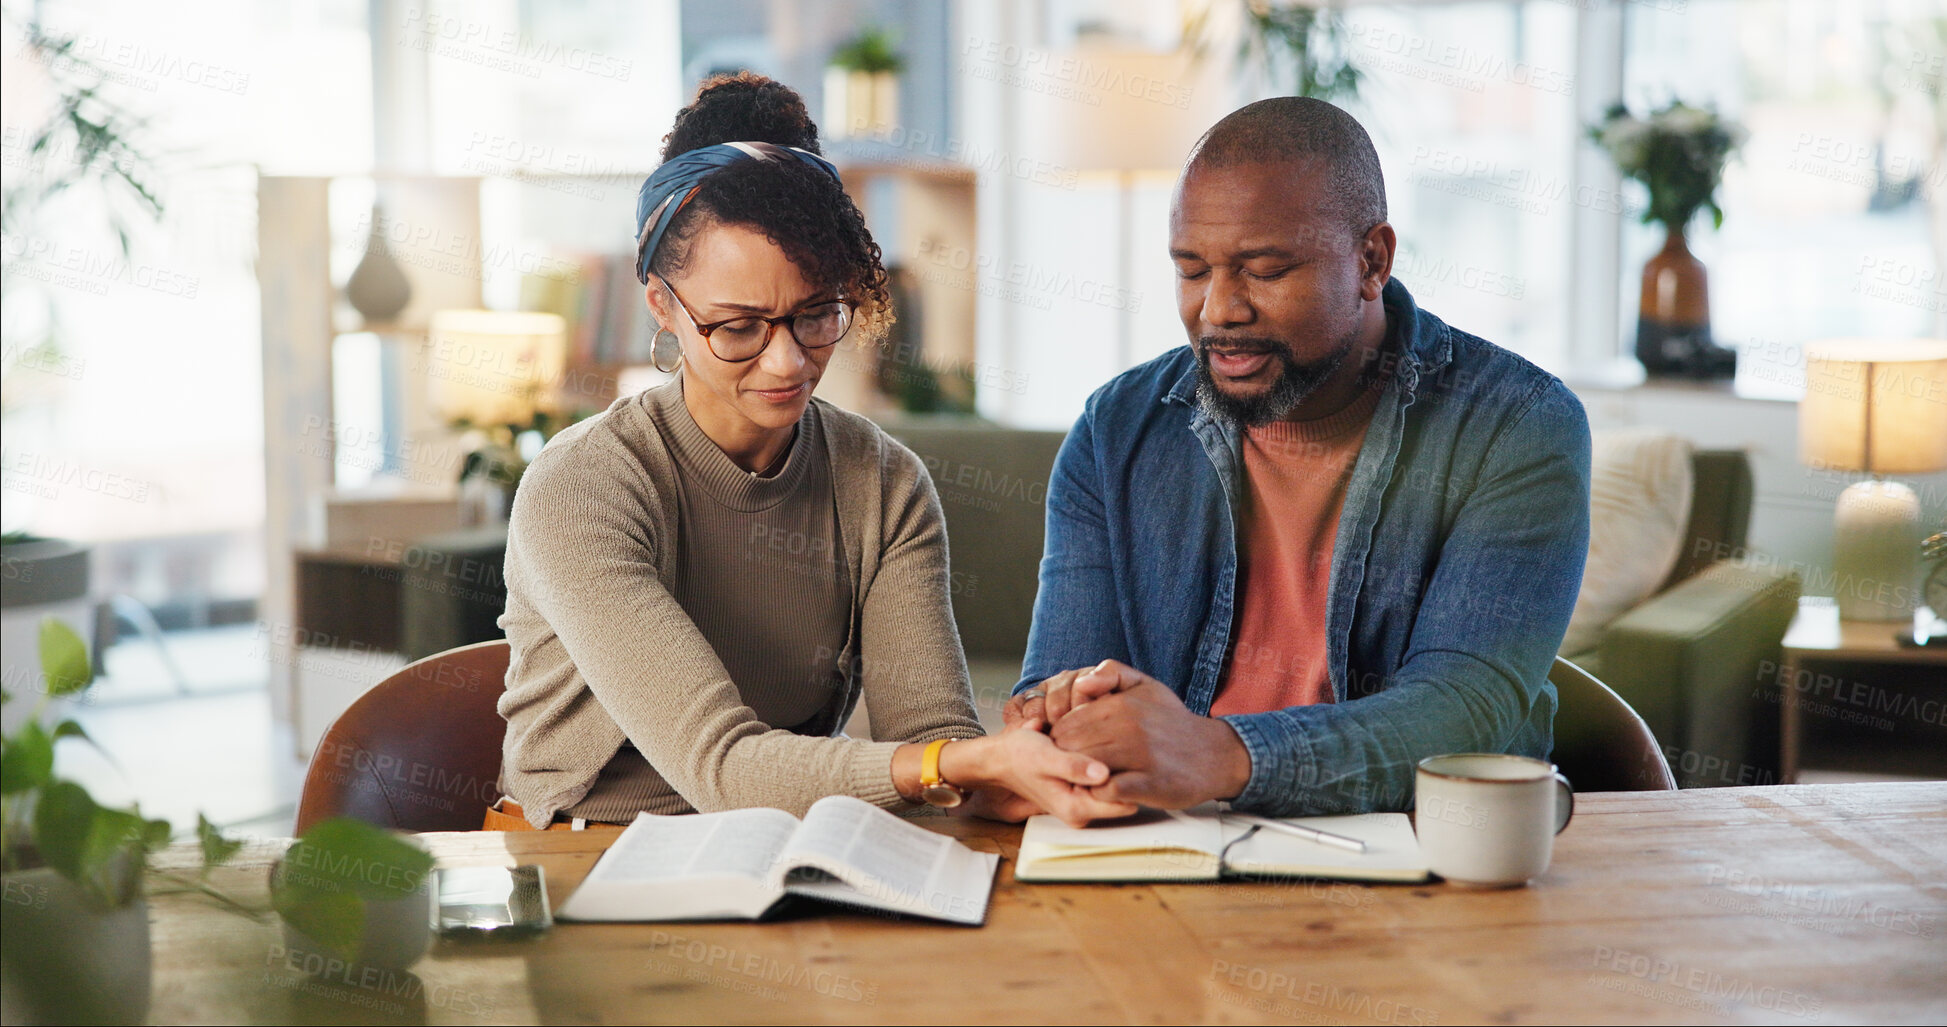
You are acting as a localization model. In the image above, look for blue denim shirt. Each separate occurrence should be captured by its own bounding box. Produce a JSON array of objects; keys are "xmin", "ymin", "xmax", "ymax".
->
[{"xmin": 1016, "ymin": 278, "xmax": 1592, "ymax": 816}]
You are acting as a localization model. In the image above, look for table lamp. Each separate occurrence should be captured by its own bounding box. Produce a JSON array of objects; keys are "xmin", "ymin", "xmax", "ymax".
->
[
  {"xmin": 424, "ymin": 310, "xmax": 568, "ymax": 427},
  {"xmin": 1798, "ymin": 339, "xmax": 1947, "ymax": 620},
  {"xmin": 1016, "ymin": 48, "xmax": 1224, "ymax": 369}
]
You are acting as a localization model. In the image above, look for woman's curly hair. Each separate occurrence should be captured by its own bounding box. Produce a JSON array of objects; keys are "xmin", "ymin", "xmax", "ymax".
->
[{"xmin": 649, "ymin": 72, "xmax": 892, "ymax": 341}]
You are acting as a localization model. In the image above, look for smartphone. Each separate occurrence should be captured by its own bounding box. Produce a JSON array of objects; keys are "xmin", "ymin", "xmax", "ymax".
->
[{"xmin": 434, "ymin": 865, "xmax": 553, "ymax": 939}]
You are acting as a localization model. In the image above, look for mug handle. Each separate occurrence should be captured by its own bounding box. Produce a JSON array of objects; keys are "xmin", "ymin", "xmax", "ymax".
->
[{"xmin": 1552, "ymin": 772, "xmax": 1575, "ymax": 834}]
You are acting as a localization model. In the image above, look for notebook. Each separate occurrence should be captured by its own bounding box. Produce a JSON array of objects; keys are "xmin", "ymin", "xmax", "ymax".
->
[
  {"xmin": 555, "ymin": 795, "xmax": 999, "ymax": 925},
  {"xmin": 1014, "ymin": 804, "xmax": 1429, "ymax": 883}
]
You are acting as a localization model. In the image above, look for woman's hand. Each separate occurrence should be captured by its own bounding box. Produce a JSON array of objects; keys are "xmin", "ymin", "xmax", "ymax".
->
[
  {"xmin": 959, "ymin": 785, "xmax": 1043, "ymax": 823},
  {"xmin": 941, "ymin": 722, "xmax": 1139, "ymax": 828},
  {"xmin": 1002, "ymin": 661, "xmax": 1125, "ymax": 732}
]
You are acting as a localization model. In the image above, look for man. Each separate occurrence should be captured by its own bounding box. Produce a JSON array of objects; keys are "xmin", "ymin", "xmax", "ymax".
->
[{"xmin": 1004, "ymin": 97, "xmax": 1591, "ymax": 817}]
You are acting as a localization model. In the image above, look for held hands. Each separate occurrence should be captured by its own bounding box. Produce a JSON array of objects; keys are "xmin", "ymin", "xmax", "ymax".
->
[
  {"xmin": 1005, "ymin": 660, "xmax": 1253, "ymax": 812},
  {"xmin": 937, "ymin": 722, "xmax": 1139, "ymax": 828}
]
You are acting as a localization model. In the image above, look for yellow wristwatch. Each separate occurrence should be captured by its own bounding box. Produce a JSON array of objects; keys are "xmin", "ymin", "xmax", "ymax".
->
[{"xmin": 919, "ymin": 738, "xmax": 968, "ymax": 808}]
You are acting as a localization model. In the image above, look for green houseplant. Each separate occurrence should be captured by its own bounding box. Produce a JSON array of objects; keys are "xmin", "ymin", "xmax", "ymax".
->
[
  {"xmin": 0, "ymin": 619, "xmax": 250, "ymax": 1024},
  {"xmin": 2, "ymin": 12, "xmax": 169, "ymax": 701},
  {"xmin": 454, "ymin": 407, "xmax": 578, "ymax": 522},
  {"xmin": 1591, "ymin": 100, "xmax": 1746, "ymax": 379},
  {"xmin": 1187, "ymin": 0, "xmax": 1362, "ymax": 102},
  {"xmin": 825, "ymin": 27, "xmax": 905, "ymax": 138},
  {"xmin": 270, "ymin": 817, "xmax": 436, "ymax": 972}
]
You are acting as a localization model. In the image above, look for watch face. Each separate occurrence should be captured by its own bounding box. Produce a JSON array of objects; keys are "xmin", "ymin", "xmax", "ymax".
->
[{"xmin": 920, "ymin": 784, "xmax": 965, "ymax": 808}]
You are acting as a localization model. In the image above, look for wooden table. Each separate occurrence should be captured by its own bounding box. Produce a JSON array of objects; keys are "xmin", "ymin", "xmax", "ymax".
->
[
  {"xmin": 1777, "ymin": 596, "xmax": 1947, "ymax": 783},
  {"xmin": 149, "ymin": 782, "xmax": 1946, "ymax": 1025}
]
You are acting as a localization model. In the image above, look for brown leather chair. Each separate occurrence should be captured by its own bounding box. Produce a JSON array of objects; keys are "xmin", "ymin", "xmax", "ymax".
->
[
  {"xmin": 1550, "ymin": 655, "xmax": 1677, "ymax": 792},
  {"xmin": 295, "ymin": 639, "xmax": 510, "ymax": 834}
]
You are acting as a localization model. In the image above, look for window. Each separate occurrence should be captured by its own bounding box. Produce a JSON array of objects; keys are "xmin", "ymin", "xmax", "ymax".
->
[{"xmin": 1621, "ymin": 0, "xmax": 1942, "ymax": 398}]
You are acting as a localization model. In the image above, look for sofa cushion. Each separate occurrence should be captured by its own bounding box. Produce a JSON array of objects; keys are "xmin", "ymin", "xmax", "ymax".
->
[{"xmin": 1561, "ymin": 429, "xmax": 1695, "ymax": 656}]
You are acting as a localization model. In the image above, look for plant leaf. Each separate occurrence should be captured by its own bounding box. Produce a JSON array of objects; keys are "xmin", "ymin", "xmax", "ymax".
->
[
  {"xmin": 31, "ymin": 779, "xmax": 100, "ymax": 880},
  {"xmin": 272, "ymin": 819, "xmax": 431, "ymax": 960},
  {"xmin": 1, "ymin": 719, "xmax": 55, "ymax": 795},
  {"xmin": 273, "ymin": 881, "xmax": 366, "ymax": 960},
  {"xmin": 275, "ymin": 818, "xmax": 433, "ymax": 903},
  {"xmin": 197, "ymin": 813, "xmax": 244, "ymax": 870},
  {"xmin": 84, "ymin": 806, "xmax": 152, "ymax": 905},
  {"xmin": 39, "ymin": 619, "xmax": 93, "ymax": 697},
  {"xmin": 32, "ymin": 783, "xmax": 158, "ymax": 906},
  {"xmin": 139, "ymin": 813, "xmax": 173, "ymax": 850}
]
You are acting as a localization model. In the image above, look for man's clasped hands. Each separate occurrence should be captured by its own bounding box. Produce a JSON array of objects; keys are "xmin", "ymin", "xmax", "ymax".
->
[{"xmin": 979, "ymin": 661, "xmax": 1258, "ymax": 827}]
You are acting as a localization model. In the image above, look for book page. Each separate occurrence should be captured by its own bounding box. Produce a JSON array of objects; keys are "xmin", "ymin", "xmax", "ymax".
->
[
  {"xmin": 586, "ymin": 808, "xmax": 802, "ymax": 882},
  {"xmin": 555, "ymin": 808, "xmax": 801, "ymax": 921},
  {"xmin": 773, "ymin": 795, "xmax": 998, "ymax": 925}
]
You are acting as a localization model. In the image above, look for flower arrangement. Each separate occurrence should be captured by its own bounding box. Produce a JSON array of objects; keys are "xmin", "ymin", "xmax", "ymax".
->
[{"xmin": 1591, "ymin": 101, "xmax": 1745, "ymax": 232}]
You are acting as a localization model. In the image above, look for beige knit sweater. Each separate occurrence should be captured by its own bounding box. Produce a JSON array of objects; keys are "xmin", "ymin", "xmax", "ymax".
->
[{"xmin": 496, "ymin": 381, "xmax": 984, "ymax": 828}]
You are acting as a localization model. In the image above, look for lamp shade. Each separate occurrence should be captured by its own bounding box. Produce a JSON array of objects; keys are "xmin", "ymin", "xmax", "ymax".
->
[
  {"xmin": 424, "ymin": 309, "xmax": 567, "ymax": 426},
  {"xmin": 1015, "ymin": 48, "xmax": 1227, "ymax": 174},
  {"xmin": 1798, "ymin": 339, "xmax": 1947, "ymax": 474}
]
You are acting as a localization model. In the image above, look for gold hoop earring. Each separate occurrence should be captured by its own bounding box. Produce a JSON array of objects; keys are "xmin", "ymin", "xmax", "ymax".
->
[{"xmin": 651, "ymin": 327, "xmax": 682, "ymax": 374}]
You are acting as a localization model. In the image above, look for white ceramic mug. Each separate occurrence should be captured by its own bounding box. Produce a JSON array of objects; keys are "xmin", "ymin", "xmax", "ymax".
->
[{"xmin": 1414, "ymin": 753, "xmax": 1574, "ymax": 888}]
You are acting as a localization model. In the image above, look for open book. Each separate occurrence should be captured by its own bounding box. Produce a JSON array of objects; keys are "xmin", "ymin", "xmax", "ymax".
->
[
  {"xmin": 555, "ymin": 795, "xmax": 999, "ymax": 925},
  {"xmin": 1016, "ymin": 805, "xmax": 1429, "ymax": 883}
]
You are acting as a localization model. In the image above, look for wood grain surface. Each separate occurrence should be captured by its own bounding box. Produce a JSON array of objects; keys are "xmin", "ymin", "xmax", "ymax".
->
[{"xmin": 145, "ymin": 782, "xmax": 1947, "ymax": 1025}]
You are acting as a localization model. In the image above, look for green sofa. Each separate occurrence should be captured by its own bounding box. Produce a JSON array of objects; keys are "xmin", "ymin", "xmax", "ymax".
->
[{"xmin": 1562, "ymin": 450, "xmax": 1800, "ymax": 788}]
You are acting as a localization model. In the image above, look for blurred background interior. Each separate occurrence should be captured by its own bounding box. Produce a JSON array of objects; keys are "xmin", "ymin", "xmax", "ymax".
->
[{"xmin": 2, "ymin": 0, "xmax": 1944, "ymax": 840}]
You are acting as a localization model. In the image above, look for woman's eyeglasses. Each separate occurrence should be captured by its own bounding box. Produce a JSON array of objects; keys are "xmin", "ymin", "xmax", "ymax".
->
[{"xmin": 658, "ymin": 277, "xmax": 857, "ymax": 363}]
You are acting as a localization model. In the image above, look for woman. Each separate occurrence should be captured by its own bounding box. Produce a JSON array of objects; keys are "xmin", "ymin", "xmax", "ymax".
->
[{"xmin": 492, "ymin": 74, "xmax": 1132, "ymax": 829}]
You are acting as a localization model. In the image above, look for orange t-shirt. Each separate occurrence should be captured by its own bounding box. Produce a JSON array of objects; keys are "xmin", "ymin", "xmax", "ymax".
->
[{"xmin": 1209, "ymin": 382, "xmax": 1387, "ymax": 717}]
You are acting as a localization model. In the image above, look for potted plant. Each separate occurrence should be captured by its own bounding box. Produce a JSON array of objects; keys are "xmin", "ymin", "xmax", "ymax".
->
[
  {"xmin": 0, "ymin": 534, "xmax": 95, "ymax": 737},
  {"xmin": 825, "ymin": 27, "xmax": 904, "ymax": 139},
  {"xmin": 2, "ymin": 16, "xmax": 167, "ymax": 714},
  {"xmin": 1186, "ymin": 0, "xmax": 1362, "ymax": 102},
  {"xmin": 270, "ymin": 817, "xmax": 436, "ymax": 974},
  {"xmin": 1591, "ymin": 101, "xmax": 1746, "ymax": 379},
  {"xmin": 454, "ymin": 407, "xmax": 575, "ymax": 524},
  {"xmin": 0, "ymin": 619, "xmax": 250, "ymax": 1025}
]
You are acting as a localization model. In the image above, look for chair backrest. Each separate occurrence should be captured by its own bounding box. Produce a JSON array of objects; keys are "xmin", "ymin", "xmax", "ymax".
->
[
  {"xmin": 879, "ymin": 421, "xmax": 1068, "ymax": 660},
  {"xmin": 1549, "ymin": 655, "xmax": 1677, "ymax": 792},
  {"xmin": 295, "ymin": 639, "xmax": 510, "ymax": 834}
]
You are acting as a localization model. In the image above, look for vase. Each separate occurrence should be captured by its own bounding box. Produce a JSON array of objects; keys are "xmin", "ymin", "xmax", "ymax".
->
[
  {"xmin": 0, "ymin": 868, "xmax": 152, "ymax": 1026},
  {"xmin": 823, "ymin": 68, "xmax": 898, "ymax": 139},
  {"xmin": 1635, "ymin": 225, "xmax": 1734, "ymax": 379},
  {"xmin": 345, "ymin": 203, "xmax": 413, "ymax": 325},
  {"xmin": 270, "ymin": 858, "xmax": 433, "ymax": 974}
]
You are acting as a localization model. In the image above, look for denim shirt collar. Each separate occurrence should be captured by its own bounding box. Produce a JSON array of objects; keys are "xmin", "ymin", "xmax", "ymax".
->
[
  {"xmin": 1159, "ymin": 276, "xmax": 1444, "ymax": 710},
  {"xmin": 1163, "ymin": 278, "xmax": 1447, "ymax": 420}
]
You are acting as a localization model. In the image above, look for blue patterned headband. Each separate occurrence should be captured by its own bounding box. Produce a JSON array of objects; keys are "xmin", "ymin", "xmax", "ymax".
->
[{"xmin": 633, "ymin": 141, "xmax": 842, "ymax": 284}]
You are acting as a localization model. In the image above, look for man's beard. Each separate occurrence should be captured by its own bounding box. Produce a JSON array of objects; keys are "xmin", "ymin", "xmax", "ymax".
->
[{"xmin": 1193, "ymin": 332, "xmax": 1356, "ymax": 428}]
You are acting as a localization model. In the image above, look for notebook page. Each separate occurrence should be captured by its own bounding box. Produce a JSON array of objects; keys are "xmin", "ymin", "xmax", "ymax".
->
[
  {"xmin": 1022, "ymin": 806, "xmax": 1225, "ymax": 856},
  {"xmin": 1014, "ymin": 806, "xmax": 1227, "ymax": 881},
  {"xmin": 1219, "ymin": 812, "xmax": 1430, "ymax": 882}
]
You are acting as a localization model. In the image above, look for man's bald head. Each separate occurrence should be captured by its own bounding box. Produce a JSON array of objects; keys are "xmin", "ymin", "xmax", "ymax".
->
[{"xmin": 1185, "ymin": 97, "xmax": 1387, "ymax": 243}]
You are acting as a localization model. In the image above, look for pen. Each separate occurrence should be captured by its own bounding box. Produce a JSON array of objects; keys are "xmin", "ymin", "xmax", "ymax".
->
[{"xmin": 1230, "ymin": 813, "xmax": 1368, "ymax": 854}]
